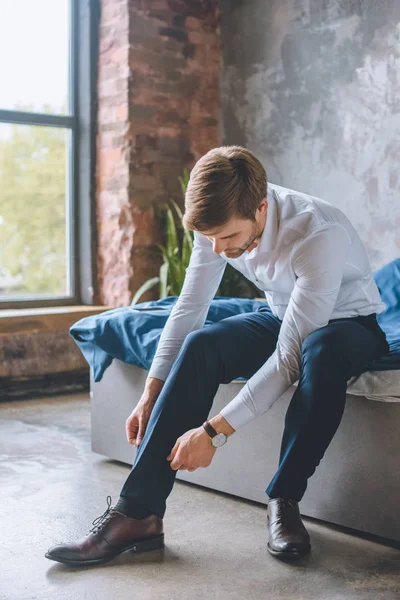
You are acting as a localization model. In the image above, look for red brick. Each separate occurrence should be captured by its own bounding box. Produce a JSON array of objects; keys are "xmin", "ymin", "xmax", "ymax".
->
[
  {"xmin": 185, "ymin": 15, "xmax": 204, "ymax": 30},
  {"xmin": 96, "ymin": 0, "xmax": 221, "ymax": 306}
]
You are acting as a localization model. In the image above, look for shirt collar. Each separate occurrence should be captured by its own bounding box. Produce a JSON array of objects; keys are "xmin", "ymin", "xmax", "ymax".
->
[{"xmin": 244, "ymin": 184, "xmax": 279, "ymax": 259}]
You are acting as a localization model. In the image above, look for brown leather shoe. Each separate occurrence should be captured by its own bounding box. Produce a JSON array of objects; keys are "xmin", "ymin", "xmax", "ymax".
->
[
  {"xmin": 45, "ymin": 496, "xmax": 164, "ymax": 566},
  {"xmin": 267, "ymin": 498, "xmax": 311, "ymax": 558}
]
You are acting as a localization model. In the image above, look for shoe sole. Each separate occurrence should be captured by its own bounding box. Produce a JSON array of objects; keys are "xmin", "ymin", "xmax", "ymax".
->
[
  {"xmin": 45, "ymin": 533, "xmax": 165, "ymax": 566},
  {"xmin": 267, "ymin": 541, "xmax": 311, "ymax": 559}
]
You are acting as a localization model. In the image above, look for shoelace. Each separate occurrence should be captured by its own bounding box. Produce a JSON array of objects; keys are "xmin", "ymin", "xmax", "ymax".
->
[
  {"xmin": 275, "ymin": 498, "xmax": 296, "ymax": 523},
  {"xmin": 89, "ymin": 495, "xmax": 116, "ymax": 534}
]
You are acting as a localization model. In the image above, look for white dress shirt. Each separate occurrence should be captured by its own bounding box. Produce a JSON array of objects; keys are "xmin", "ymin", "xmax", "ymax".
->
[{"xmin": 147, "ymin": 182, "xmax": 387, "ymax": 431}]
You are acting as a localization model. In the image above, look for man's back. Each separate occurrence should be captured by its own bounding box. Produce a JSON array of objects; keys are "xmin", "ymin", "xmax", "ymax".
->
[
  {"xmin": 148, "ymin": 182, "xmax": 386, "ymax": 385},
  {"xmin": 218, "ymin": 182, "xmax": 387, "ymax": 320}
]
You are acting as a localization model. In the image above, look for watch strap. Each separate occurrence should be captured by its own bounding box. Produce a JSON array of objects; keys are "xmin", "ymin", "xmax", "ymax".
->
[{"xmin": 203, "ymin": 420, "xmax": 218, "ymax": 438}]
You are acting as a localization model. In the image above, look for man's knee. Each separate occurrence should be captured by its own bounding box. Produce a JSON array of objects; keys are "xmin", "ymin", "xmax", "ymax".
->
[
  {"xmin": 301, "ymin": 328, "xmax": 346, "ymax": 372},
  {"xmin": 183, "ymin": 327, "xmax": 218, "ymax": 354}
]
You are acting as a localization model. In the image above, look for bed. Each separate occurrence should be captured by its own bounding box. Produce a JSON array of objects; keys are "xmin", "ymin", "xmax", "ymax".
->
[{"xmin": 72, "ymin": 258, "xmax": 400, "ymax": 542}]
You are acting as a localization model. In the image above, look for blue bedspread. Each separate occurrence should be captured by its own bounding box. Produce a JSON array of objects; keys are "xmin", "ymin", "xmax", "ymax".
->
[{"xmin": 70, "ymin": 258, "xmax": 400, "ymax": 382}]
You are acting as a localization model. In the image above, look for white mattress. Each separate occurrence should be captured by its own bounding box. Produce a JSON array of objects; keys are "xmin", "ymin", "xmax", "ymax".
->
[
  {"xmin": 232, "ymin": 369, "xmax": 400, "ymax": 403},
  {"xmin": 344, "ymin": 369, "xmax": 400, "ymax": 402}
]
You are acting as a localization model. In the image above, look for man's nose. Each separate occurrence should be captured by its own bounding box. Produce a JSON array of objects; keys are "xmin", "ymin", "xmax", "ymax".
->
[{"xmin": 212, "ymin": 240, "xmax": 226, "ymax": 254}]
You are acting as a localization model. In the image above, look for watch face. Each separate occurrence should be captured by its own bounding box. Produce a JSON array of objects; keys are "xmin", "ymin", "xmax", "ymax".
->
[{"xmin": 212, "ymin": 433, "xmax": 227, "ymax": 447}]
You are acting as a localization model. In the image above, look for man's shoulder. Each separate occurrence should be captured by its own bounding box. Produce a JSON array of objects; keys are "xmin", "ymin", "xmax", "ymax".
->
[
  {"xmin": 268, "ymin": 181, "xmax": 328, "ymax": 209},
  {"xmin": 268, "ymin": 182, "xmax": 352, "ymax": 236}
]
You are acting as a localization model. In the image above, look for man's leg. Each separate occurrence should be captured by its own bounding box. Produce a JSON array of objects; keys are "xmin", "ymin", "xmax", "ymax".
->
[
  {"xmin": 266, "ymin": 315, "xmax": 388, "ymax": 501},
  {"xmin": 119, "ymin": 304, "xmax": 282, "ymax": 519}
]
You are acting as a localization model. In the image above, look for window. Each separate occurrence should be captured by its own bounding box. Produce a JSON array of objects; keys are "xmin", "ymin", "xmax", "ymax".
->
[{"xmin": 0, "ymin": 0, "xmax": 98, "ymax": 308}]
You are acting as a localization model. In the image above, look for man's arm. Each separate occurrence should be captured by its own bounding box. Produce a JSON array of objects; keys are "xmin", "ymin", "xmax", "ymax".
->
[
  {"xmin": 218, "ymin": 224, "xmax": 353, "ymax": 431},
  {"xmin": 147, "ymin": 230, "xmax": 227, "ymax": 383}
]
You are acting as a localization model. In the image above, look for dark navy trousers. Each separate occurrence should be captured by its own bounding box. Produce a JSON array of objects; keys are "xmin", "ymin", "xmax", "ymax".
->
[{"xmin": 120, "ymin": 303, "xmax": 390, "ymax": 518}]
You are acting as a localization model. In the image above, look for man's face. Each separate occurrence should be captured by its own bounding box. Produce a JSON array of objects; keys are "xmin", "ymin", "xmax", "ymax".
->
[{"xmin": 197, "ymin": 197, "xmax": 267, "ymax": 259}]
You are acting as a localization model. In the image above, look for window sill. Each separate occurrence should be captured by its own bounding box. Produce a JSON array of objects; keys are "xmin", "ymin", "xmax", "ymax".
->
[{"xmin": 0, "ymin": 305, "xmax": 114, "ymax": 336}]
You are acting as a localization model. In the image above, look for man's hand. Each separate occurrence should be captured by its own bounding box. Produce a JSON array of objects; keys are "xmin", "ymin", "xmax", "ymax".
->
[
  {"xmin": 125, "ymin": 377, "xmax": 165, "ymax": 446},
  {"xmin": 166, "ymin": 426, "xmax": 217, "ymax": 472},
  {"xmin": 125, "ymin": 400, "xmax": 154, "ymax": 446}
]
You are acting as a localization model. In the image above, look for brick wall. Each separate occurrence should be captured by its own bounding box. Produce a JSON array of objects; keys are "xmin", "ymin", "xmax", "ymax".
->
[{"xmin": 96, "ymin": 0, "xmax": 222, "ymax": 306}]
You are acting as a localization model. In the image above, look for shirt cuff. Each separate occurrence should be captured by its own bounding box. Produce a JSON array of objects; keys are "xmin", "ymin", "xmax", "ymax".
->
[
  {"xmin": 219, "ymin": 394, "xmax": 257, "ymax": 431},
  {"xmin": 147, "ymin": 357, "xmax": 171, "ymax": 381},
  {"xmin": 219, "ymin": 365, "xmax": 293, "ymax": 431}
]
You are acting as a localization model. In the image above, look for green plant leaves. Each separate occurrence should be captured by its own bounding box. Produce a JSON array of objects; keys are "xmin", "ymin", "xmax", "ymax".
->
[
  {"xmin": 131, "ymin": 277, "xmax": 160, "ymax": 305},
  {"xmin": 159, "ymin": 261, "xmax": 169, "ymax": 298}
]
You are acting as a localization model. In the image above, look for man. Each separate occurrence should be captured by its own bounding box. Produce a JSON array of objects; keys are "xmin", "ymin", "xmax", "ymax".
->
[{"xmin": 46, "ymin": 145, "xmax": 389, "ymax": 566}]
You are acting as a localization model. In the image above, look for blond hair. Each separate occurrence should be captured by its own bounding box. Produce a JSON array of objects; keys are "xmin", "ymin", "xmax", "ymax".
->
[{"xmin": 182, "ymin": 145, "xmax": 267, "ymax": 231}]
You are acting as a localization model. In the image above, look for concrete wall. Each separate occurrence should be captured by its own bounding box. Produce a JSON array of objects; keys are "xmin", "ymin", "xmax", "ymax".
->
[{"xmin": 220, "ymin": 0, "xmax": 400, "ymax": 270}]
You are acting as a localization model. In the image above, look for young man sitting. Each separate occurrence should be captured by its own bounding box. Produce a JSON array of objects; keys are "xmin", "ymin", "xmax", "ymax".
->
[{"xmin": 46, "ymin": 145, "xmax": 389, "ymax": 566}]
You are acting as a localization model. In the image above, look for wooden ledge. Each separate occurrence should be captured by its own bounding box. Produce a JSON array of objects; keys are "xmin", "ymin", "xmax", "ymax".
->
[
  {"xmin": 0, "ymin": 299, "xmax": 268, "ymax": 336},
  {"xmin": 0, "ymin": 305, "xmax": 114, "ymax": 336}
]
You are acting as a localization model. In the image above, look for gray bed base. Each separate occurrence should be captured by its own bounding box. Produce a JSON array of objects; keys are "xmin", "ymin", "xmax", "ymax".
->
[{"xmin": 90, "ymin": 359, "xmax": 400, "ymax": 543}]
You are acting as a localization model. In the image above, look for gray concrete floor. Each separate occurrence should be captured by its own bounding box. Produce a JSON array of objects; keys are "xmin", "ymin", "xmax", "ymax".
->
[{"xmin": 1, "ymin": 393, "xmax": 399, "ymax": 600}]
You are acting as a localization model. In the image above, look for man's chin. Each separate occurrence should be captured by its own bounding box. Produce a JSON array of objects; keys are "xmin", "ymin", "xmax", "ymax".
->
[{"xmin": 224, "ymin": 249, "xmax": 244, "ymax": 258}]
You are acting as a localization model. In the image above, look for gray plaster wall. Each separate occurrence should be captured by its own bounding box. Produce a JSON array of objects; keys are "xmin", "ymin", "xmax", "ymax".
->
[{"xmin": 220, "ymin": 0, "xmax": 400, "ymax": 269}]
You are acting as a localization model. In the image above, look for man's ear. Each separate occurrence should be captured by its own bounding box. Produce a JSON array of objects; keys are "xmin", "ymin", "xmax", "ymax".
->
[{"xmin": 258, "ymin": 197, "xmax": 268, "ymax": 214}]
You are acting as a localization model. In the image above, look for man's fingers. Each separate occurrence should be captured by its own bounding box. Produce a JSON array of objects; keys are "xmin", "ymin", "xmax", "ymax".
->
[
  {"xmin": 167, "ymin": 440, "xmax": 179, "ymax": 460},
  {"xmin": 127, "ymin": 424, "xmax": 138, "ymax": 445},
  {"xmin": 171, "ymin": 463, "xmax": 183, "ymax": 471},
  {"xmin": 136, "ymin": 426, "xmax": 145, "ymax": 446},
  {"xmin": 170, "ymin": 452, "xmax": 184, "ymax": 470},
  {"xmin": 127, "ymin": 420, "xmax": 147, "ymax": 447}
]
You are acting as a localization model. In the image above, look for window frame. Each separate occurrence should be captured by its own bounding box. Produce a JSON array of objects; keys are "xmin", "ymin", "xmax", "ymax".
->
[{"xmin": 0, "ymin": 0, "xmax": 99, "ymax": 309}]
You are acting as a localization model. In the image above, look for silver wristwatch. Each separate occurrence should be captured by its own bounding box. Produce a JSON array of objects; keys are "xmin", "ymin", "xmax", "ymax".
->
[{"xmin": 203, "ymin": 420, "xmax": 228, "ymax": 448}]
